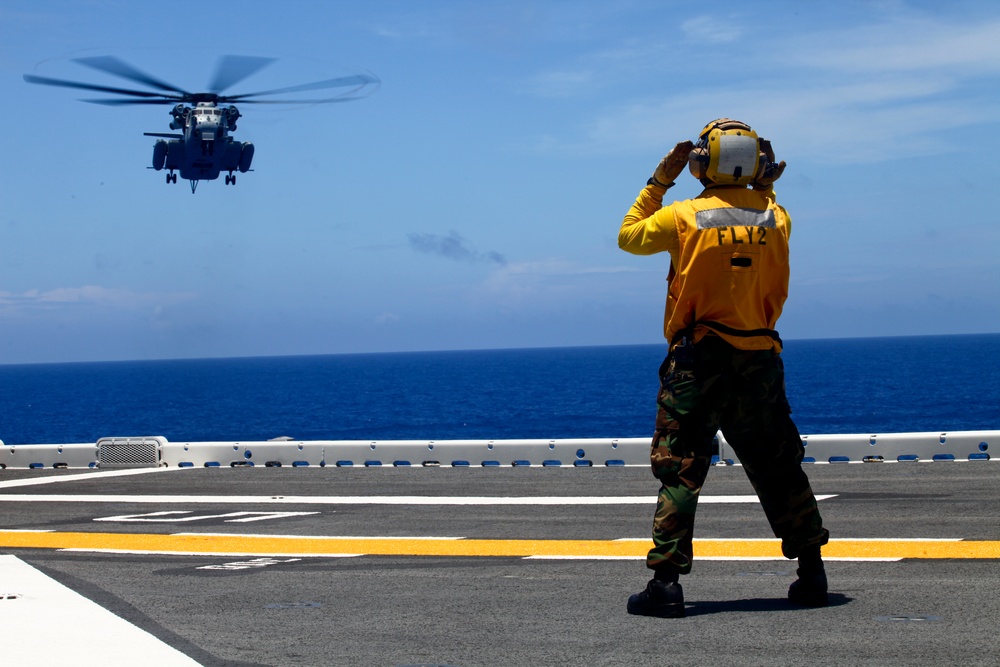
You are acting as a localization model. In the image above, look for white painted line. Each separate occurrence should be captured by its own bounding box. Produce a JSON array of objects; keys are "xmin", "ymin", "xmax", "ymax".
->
[
  {"xmin": 615, "ymin": 535, "xmax": 857, "ymax": 542},
  {"xmin": 524, "ymin": 555, "xmax": 644, "ymax": 560},
  {"xmin": 694, "ymin": 556, "xmax": 904, "ymax": 562},
  {"xmin": 523, "ymin": 555, "xmax": 903, "ymax": 562},
  {"xmin": 196, "ymin": 557, "xmax": 302, "ymax": 571},
  {"xmin": 0, "ymin": 493, "xmax": 837, "ymax": 505},
  {"xmin": 0, "ymin": 528, "xmax": 55, "ymax": 533},
  {"xmin": 50, "ymin": 546, "xmax": 906, "ymax": 562},
  {"xmin": 0, "ymin": 466, "xmax": 186, "ymax": 490},
  {"xmin": 830, "ymin": 537, "xmax": 962, "ymax": 542},
  {"xmin": 822, "ymin": 557, "xmax": 903, "ymax": 562},
  {"xmin": 171, "ymin": 533, "xmax": 465, "ymax": 540},
  {"xmin": 0, "ymin": 555, "xmax": 202, "ymax": 667},
  {"xmin": 57, "ymin": 549, "xmax": 362, "ymax": 558},
  {"xmin": 94, "ymin": 511, "xmax": 321, "ymax": 523}
]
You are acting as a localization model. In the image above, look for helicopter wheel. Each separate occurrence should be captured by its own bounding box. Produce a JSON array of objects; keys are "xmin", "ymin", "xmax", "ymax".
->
[{"xmin": 166, "ymin": 173, "xmax": 177, "ymax": 184}]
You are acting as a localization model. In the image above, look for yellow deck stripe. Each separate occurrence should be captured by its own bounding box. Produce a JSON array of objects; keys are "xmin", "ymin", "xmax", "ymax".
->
[{"xmin": 1, "ymin": 531, "xmax": 999, "ymax": 559}]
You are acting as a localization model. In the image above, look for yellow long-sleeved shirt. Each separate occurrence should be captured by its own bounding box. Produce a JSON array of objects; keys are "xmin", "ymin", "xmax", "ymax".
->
[
  {"xmin": 619, "ymin": 183, "xmax": 789, "ymax": 258},
  {"xmin": 618, "ymin": 183, "xmax": 792, "ymax": 350}
]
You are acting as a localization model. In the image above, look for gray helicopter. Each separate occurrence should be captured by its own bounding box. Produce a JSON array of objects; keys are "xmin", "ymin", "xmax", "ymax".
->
[{"xmin": 24, "ymin": 56, "xmax": 378, "ymax": 193}]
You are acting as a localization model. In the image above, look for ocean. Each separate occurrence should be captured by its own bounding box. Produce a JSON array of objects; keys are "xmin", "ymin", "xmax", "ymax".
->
[{"xmin": 0, "ymin": 334, "xmax": 997, "ymax": 445}]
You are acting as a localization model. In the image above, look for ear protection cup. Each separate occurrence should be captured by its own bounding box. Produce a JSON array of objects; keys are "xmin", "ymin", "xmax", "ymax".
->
[{"xmin": 755, "ymin": 144, "xmax": 769, "ymax": 180}]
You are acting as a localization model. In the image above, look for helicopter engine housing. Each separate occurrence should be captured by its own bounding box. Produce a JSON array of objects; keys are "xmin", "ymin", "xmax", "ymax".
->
[
  {"xmin": 152, "ymin": 140, "xmax": 168, "ymax": 170},
  {"xmin": 238, "ymin": 142, "xmax": 254, "ymax": 173}
]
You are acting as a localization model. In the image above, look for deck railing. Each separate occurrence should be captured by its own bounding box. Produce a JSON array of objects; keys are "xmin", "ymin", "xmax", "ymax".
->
[{"xmin": 0, "ymin": 431, "xmax": 995, "ymax": 469}]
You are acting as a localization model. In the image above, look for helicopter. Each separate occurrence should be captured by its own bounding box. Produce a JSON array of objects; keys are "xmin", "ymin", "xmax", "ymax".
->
[{"xmin": 24, "ymin": 55, "xmax": 378, "ymax": 193}]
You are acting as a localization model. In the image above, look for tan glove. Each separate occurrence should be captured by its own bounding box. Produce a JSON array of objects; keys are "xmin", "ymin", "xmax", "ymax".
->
[
  {"xmin": 650, "ymin": 140, "xmax": 694, "ymax": 188},
  {"xmin": 753, "ymin": 138, "xmax": 786, "ymax": 190}
]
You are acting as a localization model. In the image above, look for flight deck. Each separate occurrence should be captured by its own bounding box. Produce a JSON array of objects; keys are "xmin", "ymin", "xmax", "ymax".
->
[{"xmin": 1, "ymin": 460, "xmax": 998, "ymax": 667}]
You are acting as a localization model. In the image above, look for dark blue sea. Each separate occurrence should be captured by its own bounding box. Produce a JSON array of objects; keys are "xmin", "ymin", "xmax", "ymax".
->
[{"xmin": 0, "ymin": 334, "xmax": 997, "ymax": 445}]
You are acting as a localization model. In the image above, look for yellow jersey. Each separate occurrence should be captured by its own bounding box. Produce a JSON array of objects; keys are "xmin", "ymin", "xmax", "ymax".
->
[{"xmin": 619, "ymin": 184, "xmax": 792, "ymax": 351}]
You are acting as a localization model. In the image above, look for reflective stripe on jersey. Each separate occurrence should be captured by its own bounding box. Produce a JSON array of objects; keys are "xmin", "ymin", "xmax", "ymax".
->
[
  {"xmin": 696, "ymin": 207, "xmax": 776, "ymax": 230},
  {"xmin": 665, "ymin": 188, "xmax": 791, "ymax": 352}
]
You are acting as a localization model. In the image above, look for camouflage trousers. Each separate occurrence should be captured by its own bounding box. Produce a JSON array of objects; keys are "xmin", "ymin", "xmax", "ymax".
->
[{"xmin": 646, "ymin": 335, "xmax": 829, "ymax": 574}]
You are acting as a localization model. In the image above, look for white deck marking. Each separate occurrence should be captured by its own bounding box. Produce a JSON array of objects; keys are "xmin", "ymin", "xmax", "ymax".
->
[
  {"xmin": 172, "ymin": 532, "xmax": 465, "ymax": 539},
  {"xmin": 94, "ymin": 510, "xmax": 320, "ymax": 523},
  {"xmin": 0, "ymin": 466, "xmax": 186, "ymax": 490},
  {"xmin": 0, "ymin": 493, "xmax": 836, "ymax": 504},
  {"xmin": 196, "ymin": 557, "xmax": 303, "ymax": 571},
  {"xmin": 58, "ymin": 548, "xmax": 364, "ymax": 558},
  {"xmin": 0, "ymin": 555, "xmax": 202, "ymax": 666}
]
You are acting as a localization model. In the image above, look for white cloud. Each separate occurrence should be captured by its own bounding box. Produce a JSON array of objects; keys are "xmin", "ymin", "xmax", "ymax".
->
[
  {"xmin": 789, "ymin": 17, "xmax": 1000, "ymax": 75},
  {"xmin": 577, "ymin": 75, "xmax": 981, "ymax": 163},
  {"xmin": 523, "ymin": 11, "xmax": 1000, "ymax": 164},
  {"xmin": 0, "ymin": 286, "xmax": 197, "ymax": 312},
  {"xmin": 681, "ymin": 15, "xmax": 744, "ymax": 44},
  {"xmin": 481, "ymin": 258, "xmax": 646, "ymax": 306}
]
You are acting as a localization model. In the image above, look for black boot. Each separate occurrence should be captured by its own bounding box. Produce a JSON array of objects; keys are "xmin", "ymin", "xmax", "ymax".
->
[
  {"xmin": 788, "ymin": 545, "xmax": 828, "ymax": 607},
  {"xmin": 627, "ymin": 570, "xmax": 685, "ymax": 618}
]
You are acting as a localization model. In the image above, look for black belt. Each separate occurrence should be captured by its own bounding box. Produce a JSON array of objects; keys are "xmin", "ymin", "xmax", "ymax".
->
[{"xmin": 672, "ymin": 320, "xmax": 782, "ymax": 346}]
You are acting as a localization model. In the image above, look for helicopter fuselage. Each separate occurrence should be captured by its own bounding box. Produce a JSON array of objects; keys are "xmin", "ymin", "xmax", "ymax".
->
[
  {"xmin": 147, "ymin": 102, "xmax": 253, "ymax": 192},
  {"xmin": 24, "ymin": 54, "xmax": 377, "ymax": 194}
]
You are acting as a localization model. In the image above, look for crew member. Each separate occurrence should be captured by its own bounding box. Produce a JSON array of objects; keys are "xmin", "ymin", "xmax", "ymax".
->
[{"xmin": 618, "ymin": 118, "xmax": 830, "ymax": 618}]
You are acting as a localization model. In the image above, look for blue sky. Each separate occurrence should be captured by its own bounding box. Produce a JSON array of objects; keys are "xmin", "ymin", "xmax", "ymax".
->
[{"xmin": 1, "ymin": 0, "xmax": 998, "ymax": 364}]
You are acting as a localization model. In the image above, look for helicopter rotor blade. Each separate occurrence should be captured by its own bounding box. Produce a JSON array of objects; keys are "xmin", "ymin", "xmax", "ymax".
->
[
  {"xmin": 233, "ymin": 96, "xmax": 373, "ymax": 105},
  {"xmin": 208, "ymin": 55, "xmax": 276, "ymax": 93},
  {"xmin": 23, "ymin": 74, "xmax": 178, "ymax": 99},
  {"xmin": 82, "ymin": 97, "xmax": 181, "ymax": 106},
  {"xmin": 73, "ymin": 56, "xmax": 190, "ymax": 95},
  {"xmin": 25, "ymin": 57, "xmax": 379, "ymax": 109},
  {"xmin": 222, "ymin": 73, "xmax": 379, "ymax": 101}
]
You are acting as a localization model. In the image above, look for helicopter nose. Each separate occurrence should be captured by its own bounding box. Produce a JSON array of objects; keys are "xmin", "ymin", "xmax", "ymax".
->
[{"xmin": 198, "ymin": 121, "xmax": 220, "ymax": 140}]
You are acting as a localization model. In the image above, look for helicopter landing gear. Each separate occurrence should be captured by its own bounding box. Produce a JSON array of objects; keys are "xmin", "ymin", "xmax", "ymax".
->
[
  {"xmin": 225, "ymin": 173, "xmax": 236, "ymax": 185},
  {"xmin": 166, "ymin": 172, "xmax": 177, "ymax": 184}
]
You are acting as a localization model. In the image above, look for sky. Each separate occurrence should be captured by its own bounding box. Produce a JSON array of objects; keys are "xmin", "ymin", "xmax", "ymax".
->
[{"xmin": 1, "ymin": 0, "xmax": 999, "ymax": 364}]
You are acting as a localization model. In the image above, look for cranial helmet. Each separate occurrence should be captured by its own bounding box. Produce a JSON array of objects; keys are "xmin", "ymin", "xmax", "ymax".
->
[{"xmin": 688, "ymin": 118, "xmax": 763, "ymax": 186}]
